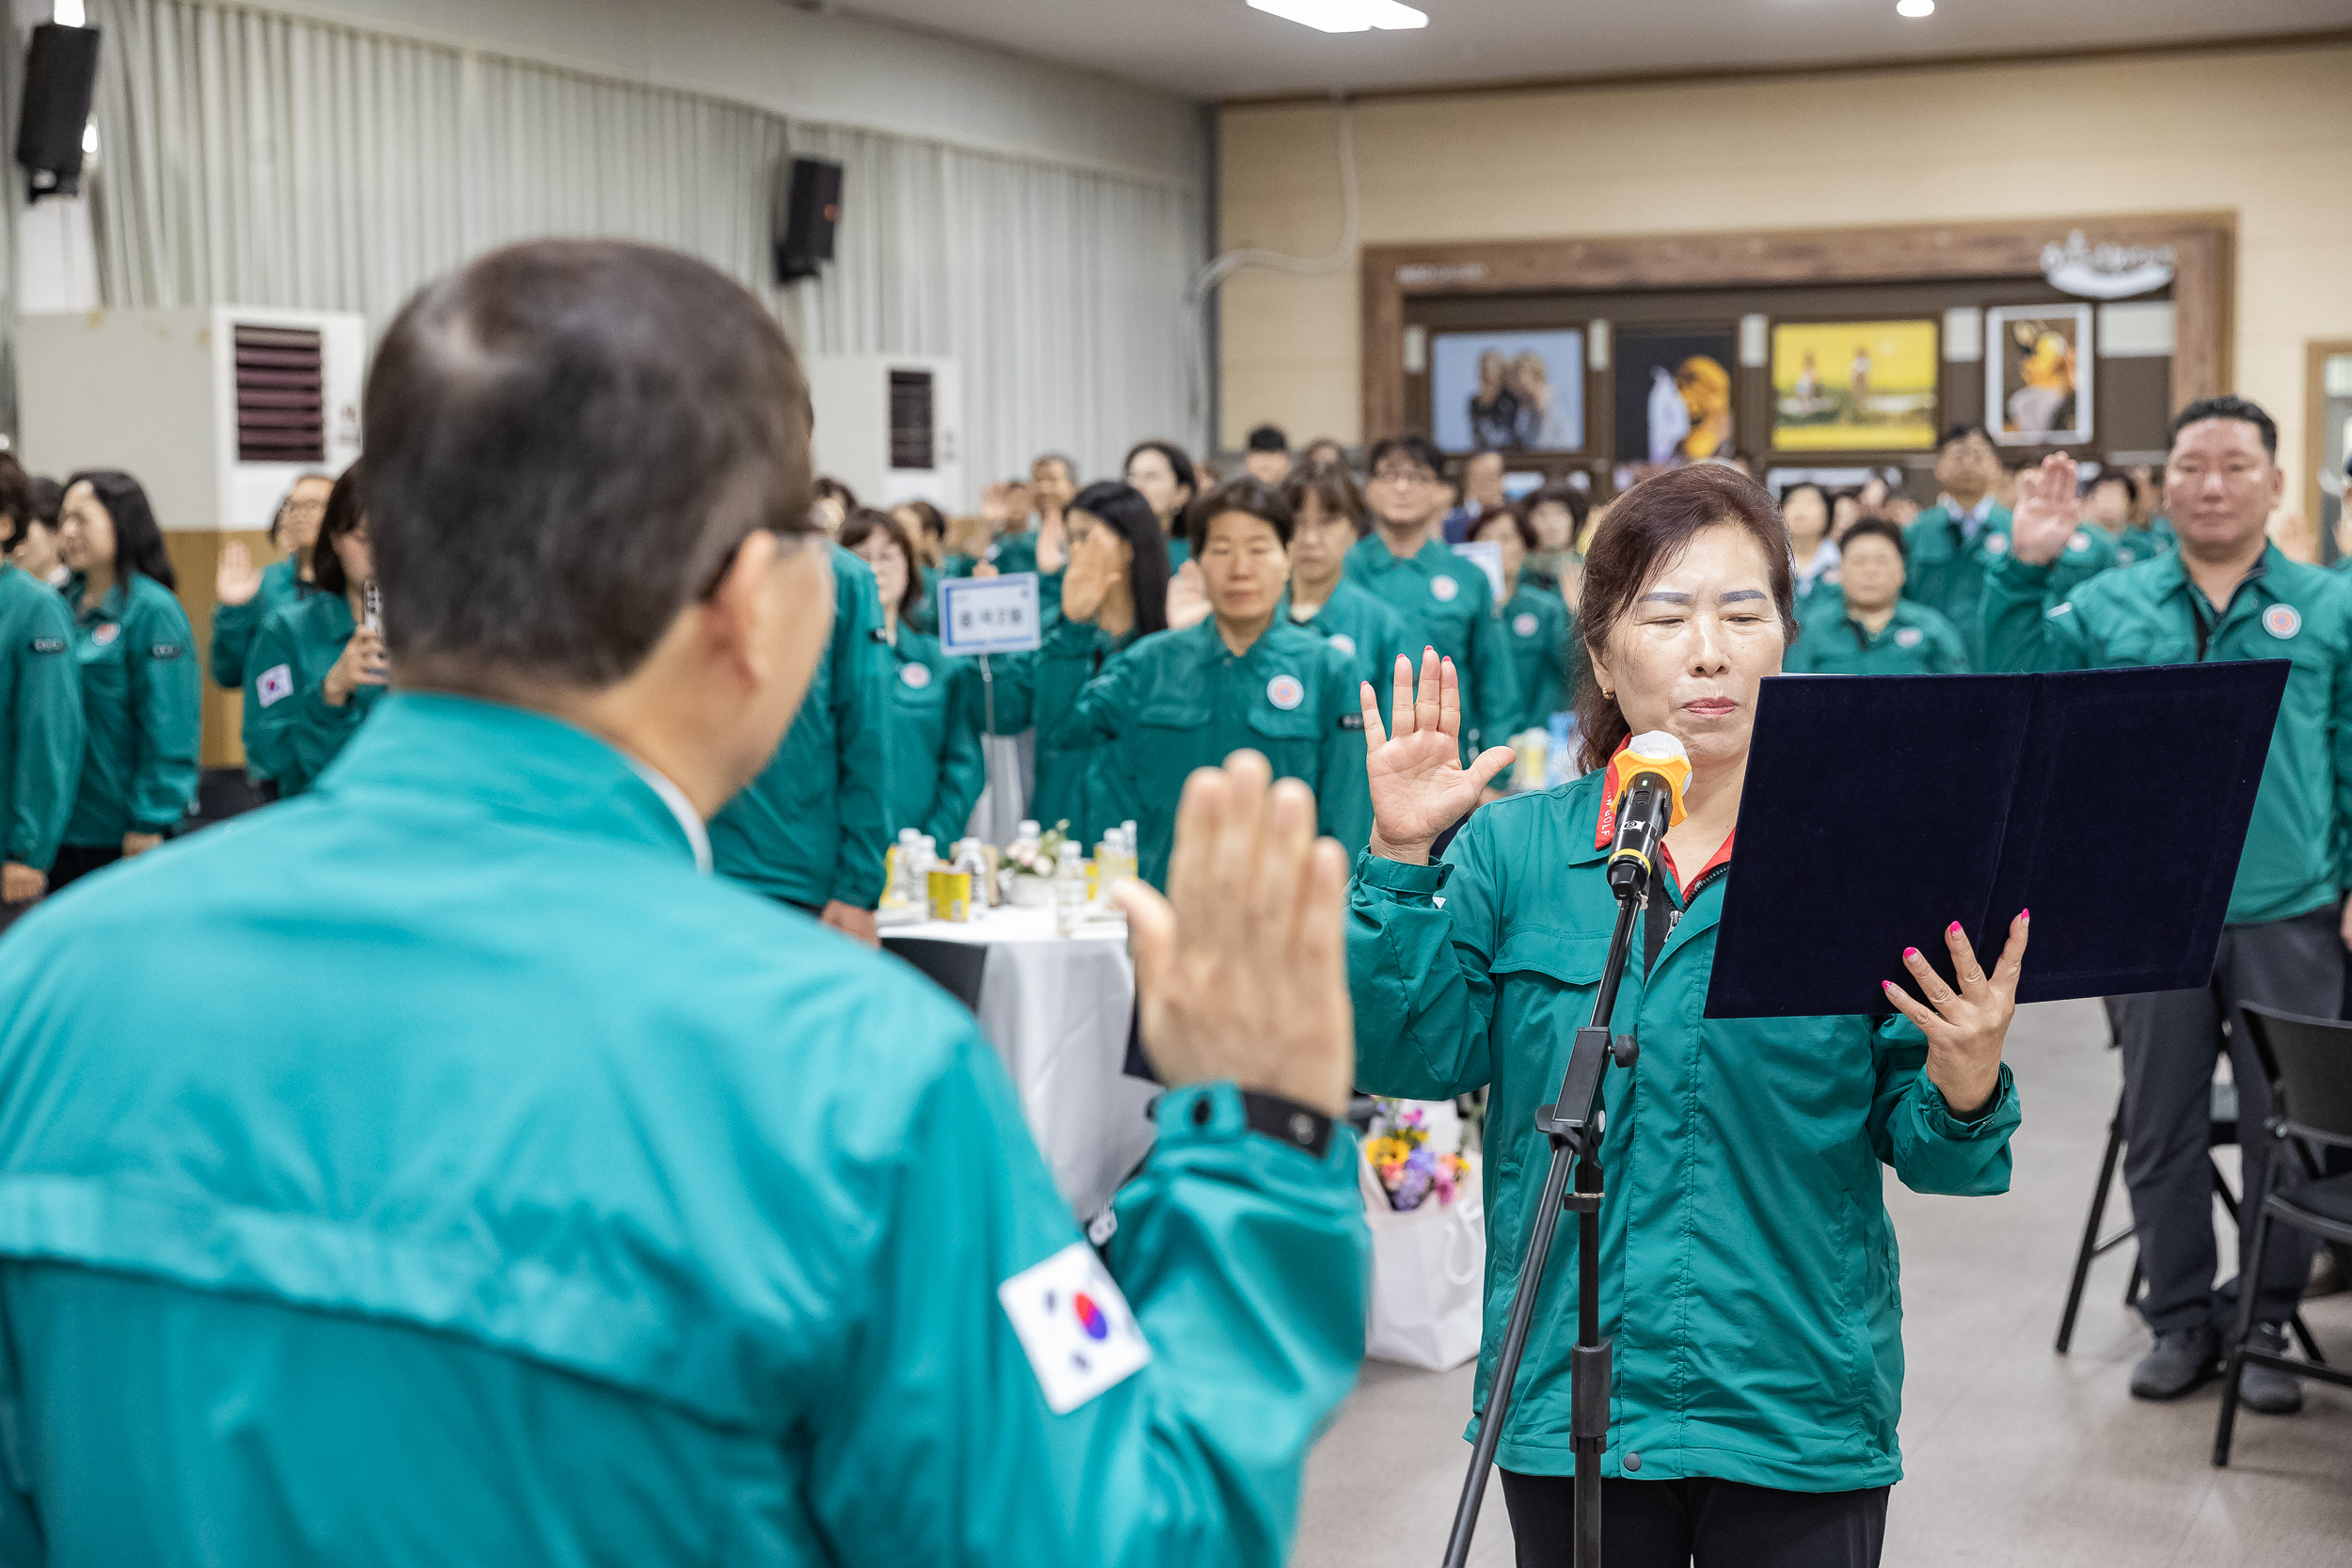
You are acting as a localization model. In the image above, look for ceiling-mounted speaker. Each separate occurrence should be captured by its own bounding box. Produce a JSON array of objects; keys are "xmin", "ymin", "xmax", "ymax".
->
[
  {"xmin": 773, "ymin": 157, "xmax": 843, "ymax": 285},
  {"xmin": 16, "ymin": 23, "xmax": 102, "ymax": 202}
]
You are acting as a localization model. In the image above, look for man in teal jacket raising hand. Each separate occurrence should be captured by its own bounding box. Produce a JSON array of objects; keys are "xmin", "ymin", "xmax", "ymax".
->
[{"xmin": 0, "ymin": 240, "xmax": 1369, "ymax": 1566}]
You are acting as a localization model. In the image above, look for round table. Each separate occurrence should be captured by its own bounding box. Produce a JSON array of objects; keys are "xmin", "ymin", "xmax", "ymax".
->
[{"xmin": 882, "ymin": 906, "xmax": 1156, "ymax": 1221}]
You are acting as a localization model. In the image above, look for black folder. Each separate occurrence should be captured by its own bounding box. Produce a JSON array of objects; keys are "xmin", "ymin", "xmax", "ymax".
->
[{"xmin": 1703, "ymin": 662, "xmax": 2289, "ymax": 1020}]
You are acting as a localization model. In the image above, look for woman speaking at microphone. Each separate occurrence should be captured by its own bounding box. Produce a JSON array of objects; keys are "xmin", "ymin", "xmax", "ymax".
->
[{"xmin": 1347, "ymin": 464, "xmax": 2029, "ymax": 1568}]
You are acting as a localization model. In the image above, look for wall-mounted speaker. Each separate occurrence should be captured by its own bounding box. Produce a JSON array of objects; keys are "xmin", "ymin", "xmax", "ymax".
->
[
  {"xmin": 773, "ymin": 157, "xmax": 842, "ymax": 285},
  {"xmin": 16, "ymin": 23, "xmax": 101, "ymax": 202}
]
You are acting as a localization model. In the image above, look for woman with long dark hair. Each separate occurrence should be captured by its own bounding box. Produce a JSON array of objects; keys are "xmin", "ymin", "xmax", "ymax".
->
[
  {"xmin": 243, "ymin": 465, "xmax": 388, "ymax": 798},
  {"xmin": 993, "ymin": 479, "xmax": 1169, "ymax": 843},
  {"xmin": 840, "ymin": 507, "xmax": 985, "ymax": 845},
  {"xmin": 51, "ymin": 470, "xmax": 199, "ymax": 889},
  {"xmin": 1347, "ymin": 464, "xmax": 2028, "ymax": 1568}
]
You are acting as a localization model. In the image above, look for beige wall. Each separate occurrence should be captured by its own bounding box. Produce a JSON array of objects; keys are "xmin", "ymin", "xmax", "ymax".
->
[{"xmin": 1217, "ymin": 41, "xmax": 2352, "ymax": 499}]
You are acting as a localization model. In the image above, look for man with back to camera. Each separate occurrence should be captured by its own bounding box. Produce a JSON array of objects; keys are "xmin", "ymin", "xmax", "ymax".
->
[
  {"xmin": 0, "ymin": 460, "xmax": 84, "ymax": 935},
  {"xmin": 1442, "ymin": 448, "xmax": 1508, "ymax": 544},
  {"xmin": 0, "ymin": 240, "xmax": 1370, "ymax": 1565},
  {"xmin": 1905, "ymin": 421, "xmax": 2114, "ymax": 666},
  {"xmin": 1986, "ymin": 395, "xmax": 2352, "ymax": 1414},
  {"xmin": 1346, "ymin": 434, "xmax": 1519, "ymax": 767}
]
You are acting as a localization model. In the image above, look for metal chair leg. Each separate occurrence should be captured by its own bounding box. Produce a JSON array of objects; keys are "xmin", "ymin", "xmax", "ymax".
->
[
  {"xmin": 2058, "ymin": 1105, "xmax": 2128, "ymax": 1354},
  {"xmin": 2213, "ymin": 1205, "xmax": 2275, "ymax": 1467}
]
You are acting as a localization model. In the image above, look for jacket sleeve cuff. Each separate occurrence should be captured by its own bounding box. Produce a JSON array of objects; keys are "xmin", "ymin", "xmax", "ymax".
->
[
  {"xmin": 1984, "ymin": 552, "xmax": 2058, "ymax": 589},
  {"xmin": 1915, "ymin": 1062, "xmax": 2019, "ymax": 1135},
  {"xmin": 1354, "ymin": 849, "xmax": 1451, "ymax": 897},
  {"xmin": 1152, "ymin": 1082, "xmax": 1359, "ymax": 1188}
]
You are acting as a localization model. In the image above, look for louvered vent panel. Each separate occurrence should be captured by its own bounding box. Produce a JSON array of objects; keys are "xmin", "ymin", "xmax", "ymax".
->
[{"xmin": 233, "ymin": 324, "xmax": 326, "ymax": 464}]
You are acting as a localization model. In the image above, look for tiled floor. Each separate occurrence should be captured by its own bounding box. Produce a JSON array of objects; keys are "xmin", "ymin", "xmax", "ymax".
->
[{"xmin": 1294, "ymin": 998, "xmax": 2352, "ymax": 1567}]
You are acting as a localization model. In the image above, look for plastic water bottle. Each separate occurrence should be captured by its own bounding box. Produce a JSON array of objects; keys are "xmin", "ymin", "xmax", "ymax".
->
[{"xmin": 1053, "ymin": 840, "xmax": 1088, "ymax": 936}]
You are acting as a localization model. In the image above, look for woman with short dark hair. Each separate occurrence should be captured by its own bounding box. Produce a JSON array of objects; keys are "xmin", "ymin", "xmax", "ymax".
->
[
  {"xmin": 1349, "ymin": 463, "xmax": 2027, "ymax": 1568},
  {"xmin": 1280, "ymin": 462, "xmax": 1407, "ymax": 694},
  {"xmin": 841, "ymin": 507, "xmax": 985, "ymax": 845},
  {"xmin": 242, "ymin": 465, "xmax": 389, "ymax": 798},
  {"xmin": 212, "ymin": 473, "xmax": 331, "ymax": 693},
  {"xmin": 1470, "ymin": 504, "xmax": 1574, "ymax": 737},
  {"xmin": 891, "ymin": 500, "xmax": 948, "ymax": 633},
  {"xmin": 52, "ymin": 470, "xmax": 199, "ymax": 888},
  {"xmin": 1045, "ymin": 476, "xmax": 1368, "ymax": 887}
]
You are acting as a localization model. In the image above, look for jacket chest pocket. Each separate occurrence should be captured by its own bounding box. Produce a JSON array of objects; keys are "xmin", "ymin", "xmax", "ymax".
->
[
  {"xmin": 1244, "ymin": 702, "xmax": 1320, "ymax": 777},
  {"xmin": 77, "ymin": 640, "xmax": 127, "ymax": 697}
]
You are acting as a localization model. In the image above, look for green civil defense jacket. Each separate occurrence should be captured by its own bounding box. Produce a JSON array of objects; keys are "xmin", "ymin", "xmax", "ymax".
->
[
  {"xmin": 1783, "ymin": 598, "xmax": 1970, "ymax": 676},
  {"xmin": 879, "ymin": 626, "xmax": 987, "ymax": 846},
  {"xmin": 1348, "ymin": 770, "xmax": 2020, "ymax": 1491},
  {"xmin": 1903, "ymin": 503, "xmax": 2113, "ymax": 668},
  {"xmin": 244, "ymin": 593, "xmax": 385, "ymax": 799},
  {"xmin": 710, "ymin": 546, "xmax": 892, "ymax": 908},
  {"xmin": 1047, "ymin": 618, "xmax": 1373, "ymax": 890},
  {"xmin": 0, "ymin": 565, "xmax": 83, "ymax": 872},
  {"xmin": 983, "ymin": 596, "xmax": 1134, "ymax": 848},
  {"xmin": 1982, "ymin": 543, "xmax": 2352, "ymax": 925},
  {"xmin": 63, "ymin": 575, "xmax": 199, "ymax": 845},
  {"xmin": 1495, "ymin": 580, "xmax": 1575, "ymax": 736},
  {"xmin": 1282, "ymin": 577, "xmax": 1411, "ymax": 699},
  {"xmin": 1343, "ymin": 533, "xmax": 1521, "ymax": 759},
  {"xmin": 0, "ymin": 692, "xmax": 1369, "ymax": 1566},
  {"xmin": 208, "ymin": 556, "xmax": 308, "ymax": 689}
]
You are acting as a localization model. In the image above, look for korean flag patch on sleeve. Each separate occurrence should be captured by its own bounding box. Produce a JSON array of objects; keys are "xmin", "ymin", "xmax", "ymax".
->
[
  {"xmin": 255, "ymin": 663, "xmax": 295, "ymax": 708},
  {"xmin": 998, "ymin": 1240, "xmax": 1152, "ymax": 1414}
]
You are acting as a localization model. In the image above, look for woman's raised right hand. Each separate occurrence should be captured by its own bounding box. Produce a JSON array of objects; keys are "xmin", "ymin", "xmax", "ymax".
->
[{"xmin": 1359, "ymin": 648, "xmax": 1515, "ymax": 864}]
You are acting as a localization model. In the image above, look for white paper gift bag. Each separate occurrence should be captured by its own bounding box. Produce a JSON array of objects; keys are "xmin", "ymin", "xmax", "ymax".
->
[{"xmin": 1361, "ymin": 1152, "xmax": 1486, "ymax": 1371}]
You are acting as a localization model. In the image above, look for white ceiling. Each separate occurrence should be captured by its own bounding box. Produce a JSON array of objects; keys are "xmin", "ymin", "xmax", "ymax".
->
[{"xmin": 830, "ymin": 0, "xmax": 2351, "ymax": 100}]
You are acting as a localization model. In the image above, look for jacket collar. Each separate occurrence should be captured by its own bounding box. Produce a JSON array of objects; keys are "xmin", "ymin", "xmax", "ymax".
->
[
  {"xmin": 1351, "ymin": 531, "xmax": 1447, "ymax": 574},
  {"xmin": 318, "ymin": 692, "xmax": 704, "ymax": 870}
]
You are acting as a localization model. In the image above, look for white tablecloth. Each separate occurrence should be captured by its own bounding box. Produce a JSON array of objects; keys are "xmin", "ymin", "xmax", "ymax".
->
[{"xmin": 882, "ymin": 907, "xmax": 1157, "ymax": 1220}]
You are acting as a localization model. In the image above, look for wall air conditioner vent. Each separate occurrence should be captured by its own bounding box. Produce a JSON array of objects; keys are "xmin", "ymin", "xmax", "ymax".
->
[{"xmin": 232, "ymin": 323, "xmax": 326, "ymax": 464}]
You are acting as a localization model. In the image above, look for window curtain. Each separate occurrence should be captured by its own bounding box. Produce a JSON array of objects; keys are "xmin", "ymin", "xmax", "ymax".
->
[{"xmin": 78, "ymin": 0, "xmax": 1201, "ymax": 493}]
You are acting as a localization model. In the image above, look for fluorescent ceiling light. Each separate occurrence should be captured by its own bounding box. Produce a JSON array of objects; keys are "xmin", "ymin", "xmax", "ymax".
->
[
  {"xmin": 1248, "ymin": 0, "xmax": 1429, "ymax": 34},
  {"xmin": 1896, "ymin": 0, "xmax": 1934, "ymax": 15}
]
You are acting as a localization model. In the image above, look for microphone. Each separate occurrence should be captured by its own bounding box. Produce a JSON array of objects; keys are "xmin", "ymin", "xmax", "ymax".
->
[
  {"xmin": 1603, "ymin": 731, "xmax": 1690, "ymax": 897},
  {"xmin": 362, "ymin": 580, "xmax": 383, "ymax": 634}
]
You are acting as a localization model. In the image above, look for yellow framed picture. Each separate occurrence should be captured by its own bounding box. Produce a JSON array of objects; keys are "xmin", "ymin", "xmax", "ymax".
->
[{"xmin": 1770, "ymin": 320, "xmax": 1940, "ymax": 452}]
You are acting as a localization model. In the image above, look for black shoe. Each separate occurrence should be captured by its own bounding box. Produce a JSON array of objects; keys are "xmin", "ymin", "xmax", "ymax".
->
[
  {"xmin": 2236, "ymin": 1324, "xmax": 2306, "ymax": 1416},
  {"xmin": 2131, "ymin": 1327, "xmax": 2217, "ymax": 1400}
]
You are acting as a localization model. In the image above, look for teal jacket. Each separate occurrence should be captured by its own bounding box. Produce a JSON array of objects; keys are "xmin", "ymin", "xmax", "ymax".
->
[
  {"xmin": 2090, "ymin": 522, "xmax": 2172, "ymax": 571},
  {"xmin": 711, "ymin": 546, "xmax": 892, "ymax": 909},
  {"xmin": 1347, "ymin": 772, "xmax": 2019, "ymax": 1491},
  {"xmin": 0, "ymin": 566, "xmax": 84, "ymax": 872},
  {"xmin": 0, "ymin": 692, "xmax": 1369, "ymax": 1566},
  {"xmin": 1496, "ymin": 580, "xmax": 1575, "ymax": 736},
  {"xmin": 63, "ymin": 575, "xmax": 199, "ymax": 846},
  {"xmin": 207, "ymin": 555, "xmax": 309, "ymax": 689},
  {"xmin": 987, "ymin": 603, "xmax": 1137, "ymax": 847},
  {"xmin": 1904, "ymin": 503, "xmax": 2113, "ymax": 667},
  {"xmin": 1283, "ymin": 578, "xmax": 1410, "ymax": 698},
  {"xmin": 1046, "ymin": 619, "xmax": 1372, "ymax": 890},
  {"xmin": 1982, "ymin": 543, "xmax": 2352, "ymax": 925},
  {"xmin": 1343, "ymin": 534, "xmax": 1520, "ymax": 759},
  {"xmin": 1784, "ymin": 597, "xmax": 1971, "ymax": 675},
  {"xmin": 881, "ymin": 627, "xmax": 988, "ymax": 846},
  {"xmin": 244, "ymin": 593, "xmax": 386, "ymax": 799}
]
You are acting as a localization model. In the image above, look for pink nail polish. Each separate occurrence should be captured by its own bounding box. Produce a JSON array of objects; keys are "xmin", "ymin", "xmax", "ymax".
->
[
  {"xmin": 1947, "ymin": 922, "xmax": 1962, "ymax": 936},
  {"xmin": 2020, "ymin": 908, "xmax": 2031, "ymax": 922},
  {"xmin": 1904, "ymin": 947, "xmax": 1919, "ymax": 960}
]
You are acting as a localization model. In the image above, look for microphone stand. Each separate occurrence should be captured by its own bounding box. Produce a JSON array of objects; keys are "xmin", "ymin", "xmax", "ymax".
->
[{"xmin": 1439, "ymin": 796, "xmax": 1655, "ymax": 1568}]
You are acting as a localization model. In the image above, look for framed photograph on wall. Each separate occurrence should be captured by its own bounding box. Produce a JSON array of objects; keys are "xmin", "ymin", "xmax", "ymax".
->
[
  {"xmin": 1613, "ymin": 328, "xmax": 1738, "ymax": 468},
  {"xmin": 1769, "ymin": 320, "xmax": 1939, "ymax": 452},
  {"xmin": 1986, "ymin": 304, "xmax": 2094, "ymax": 446},
  {"xmin": 1428, "ymin": 328, "xmax": 1585, "ymax": 453}
]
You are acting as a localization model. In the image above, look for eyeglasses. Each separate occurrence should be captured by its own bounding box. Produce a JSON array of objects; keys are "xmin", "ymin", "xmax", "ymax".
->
[{"xmin": 1371, "ymin": 467, "xmax": 1438, "ymax": 486}]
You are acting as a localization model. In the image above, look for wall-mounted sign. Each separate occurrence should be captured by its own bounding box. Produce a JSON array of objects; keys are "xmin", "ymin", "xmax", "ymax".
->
[
  {"xmin": 1395, "ymin": 261, "xmax": 1490, "ymax": 287},
  {"xmin": 2041, "ymin": 230, "xmax": 2175, "ymax": 301}
]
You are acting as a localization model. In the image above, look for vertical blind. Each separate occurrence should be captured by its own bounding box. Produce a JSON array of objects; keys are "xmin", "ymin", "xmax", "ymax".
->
[{"xmin": 77, "ymin": 0, "xmax": 1202, "ymax": 492}]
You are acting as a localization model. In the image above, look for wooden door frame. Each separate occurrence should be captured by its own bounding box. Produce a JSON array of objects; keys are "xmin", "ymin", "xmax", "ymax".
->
[
  {"xmin": 2307, "ymin": 339, "xmax": 2352, "ymax": 543},
  {"xmin": 1361, "ymin": 212, "xmax": 2234, "ymax": 444}
]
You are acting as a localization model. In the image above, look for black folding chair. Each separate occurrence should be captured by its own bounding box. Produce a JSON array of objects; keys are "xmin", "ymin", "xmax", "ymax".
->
[
  {"xmin": 2214, "ymin": 1005, "xmax": 2352, "ymax": 1465},
  {"xmin": 2058, "ymin": 1000, "xmax": 2254, "ymax": 1354}
]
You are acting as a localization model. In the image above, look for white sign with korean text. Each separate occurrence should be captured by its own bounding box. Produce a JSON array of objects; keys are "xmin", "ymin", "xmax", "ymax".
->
[{"xmin": 940, "ymin": 573, "xmax": 1044, "ymax": 657}]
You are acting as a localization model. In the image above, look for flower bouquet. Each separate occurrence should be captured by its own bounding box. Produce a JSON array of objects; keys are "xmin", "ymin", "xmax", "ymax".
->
[
  {"xmin": 1001, "ymin": 820, "xmax": 1073, "ymax": 908},
  {"xmin": 1362, "ymin": 1099, "xmax": 1472, "ymax": 1213}
]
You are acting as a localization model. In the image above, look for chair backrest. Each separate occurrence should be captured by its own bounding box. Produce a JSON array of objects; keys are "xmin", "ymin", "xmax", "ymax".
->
[{"xmin": 2240, "ymin": 1005, "xmax": 2352, "ymax": 1142}]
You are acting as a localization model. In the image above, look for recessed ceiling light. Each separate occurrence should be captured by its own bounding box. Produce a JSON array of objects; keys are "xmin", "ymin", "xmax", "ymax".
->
[
  {"xmin": 1248, "ymin": 0, "xmax": 1429, "ymax": 35},
  {"xmin": 1897, "ymin": 0, "xmax": 1935, "ymax": 16}
]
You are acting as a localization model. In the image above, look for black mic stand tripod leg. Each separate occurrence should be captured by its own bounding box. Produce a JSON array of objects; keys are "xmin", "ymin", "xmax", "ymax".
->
[{"xmin": 1438, "ymin": 881, "xmax": 1645, "ymax": 1568}]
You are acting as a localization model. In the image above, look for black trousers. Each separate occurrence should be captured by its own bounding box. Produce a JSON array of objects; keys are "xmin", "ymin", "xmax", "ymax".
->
[
  {"xmin": 44, "ymin": 845, "xmax": 121, "ymax": 895},
  {"xmin": 2111, "ymin": 905, "xmax": 2344, "ymax": 1336},
  {"xmin": 1500, "ymin": 1471, "xmax": 1887, "ymax": 1568}
]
